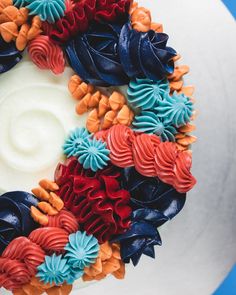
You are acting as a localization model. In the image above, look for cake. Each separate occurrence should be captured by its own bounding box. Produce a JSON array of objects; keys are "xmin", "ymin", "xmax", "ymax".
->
[{"xmin": 0, "ymin": 0, "xmax": 197, "ymax": 294}]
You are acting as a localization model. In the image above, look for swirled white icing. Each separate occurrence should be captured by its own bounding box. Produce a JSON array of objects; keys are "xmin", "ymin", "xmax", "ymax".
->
[{"xmin": 0, "ymin": 57, "xmax": 87, "ymax": 192}]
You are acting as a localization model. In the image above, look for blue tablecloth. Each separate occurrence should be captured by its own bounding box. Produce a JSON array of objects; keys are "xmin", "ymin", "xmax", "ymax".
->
[
  {"xmin": 222, "ymin": 0, "xmax": 236, "ymax": 18},
  {"xmin": 214, "ymin": 265, "xmax": 236, "ymax": 295}
]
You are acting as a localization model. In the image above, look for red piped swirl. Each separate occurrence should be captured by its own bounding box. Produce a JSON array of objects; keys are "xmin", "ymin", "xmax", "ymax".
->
[
  {"xmin": 173, "ymin": 151, "xmax": 197, "ymax": 193},
  {"xmin": 29, "ymin": 228, "xmax": 69, "ymax": 255},
  {"xmin": 47, "ymin": 209, "xmax": 79, "ymax": 234},
  {"xmin": 28, "ymin": 35, "xmax": 65, "ymax": 75},
  {"xmin": 2, "ymin": 237, "xmax": 45, "ymax": 276},
  {"xmin": 154, "ymin": 142, "xmax": 178, "ymax": 185},
  {"xmin": 0, "ymin": 258, "xmax": 31, "ymax": 291},
  {"xmin": 102, "ymin": 125, "xmax": 196, "ymax": 193},
  {"xmin": 55, "ymin": 158, "xmax": 131, "ymax": 244},
  {"xmin": 106, "ymin": 124, "xmax": 135, "ymax": 167},
  {"xmin": 133, "ymin": 133, "xmax": 160, "ymax": 176}
]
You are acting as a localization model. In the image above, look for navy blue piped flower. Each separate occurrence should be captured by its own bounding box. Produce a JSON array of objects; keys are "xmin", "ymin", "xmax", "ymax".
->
[
  {"xmin": 66, "ymin": 22, "xmax": 129, "ymax": 86},
  {"xmin": 121, "ymin": 167, "xmax": 186, "ymax": 219},
  {"xmin": 113, "ymin": 208, "xmax": 168, "ymax": 266},
  {"xmin": 119, "ymin": 23, "xmax": 177, "ymax": 80},
  {"xmin": 0, "ymin": 191, "xmax": 38, "ymax": 254},
  {"xmin": 0, "ymin": 37, "xmax": 22, "ymax": 74}
]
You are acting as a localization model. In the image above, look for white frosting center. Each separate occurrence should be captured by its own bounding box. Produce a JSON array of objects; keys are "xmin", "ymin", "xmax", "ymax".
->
[{"xmin": 0, "ymin": 58, "xmax": 87, "ymax": 192}]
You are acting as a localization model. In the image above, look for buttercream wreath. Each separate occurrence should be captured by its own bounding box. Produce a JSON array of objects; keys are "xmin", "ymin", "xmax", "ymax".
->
[{"xmin": 0, "ymin": 0, "xmax": 197, "ymax": 294}]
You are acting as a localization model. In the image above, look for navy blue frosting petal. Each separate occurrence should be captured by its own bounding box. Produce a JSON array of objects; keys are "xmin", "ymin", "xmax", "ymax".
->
[
  {"xmin": 121, "ymin": 167, "xmax": 186, "ymax": 219},
  {"xmin": 119, "ymin": 23, "xmax": 177, "ymax": 80},
  {"xmin": 66, "ymin": 22, "xmax": 129, "ymax": 86},
  {"xmin": 0, "ymin": 191, "xmax": 39, "ymax": 254},
  {"xmin": 0, "ymin": 37, "xmax": 22, "ymax": 74},
  {"xmin": 113, "ymin": 208, "xmax": 163, "ymax": 266}
]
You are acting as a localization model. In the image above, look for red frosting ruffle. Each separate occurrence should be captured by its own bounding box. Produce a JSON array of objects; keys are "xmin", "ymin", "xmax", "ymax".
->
[
  {"xmin": 98, "ymin": 125, "xmax": 196, "ymax": 193},
  {"xmin": 43, "ymin": 0, "xmax": 131, "ymax": 44},
  {"xmin": 54, "ymin": 158, "xmax": 132, "ymax": 244}
]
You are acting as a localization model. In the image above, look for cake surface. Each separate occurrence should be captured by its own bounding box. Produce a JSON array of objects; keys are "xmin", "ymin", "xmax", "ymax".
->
[{"xmin": 0, "ymin": 1, "xmax": 197, "ymax": 294}]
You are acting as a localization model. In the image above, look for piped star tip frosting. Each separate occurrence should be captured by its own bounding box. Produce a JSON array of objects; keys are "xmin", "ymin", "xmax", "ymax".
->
[{"xmin": 0, "ymin": 0, "xmax": 197, "ymax": 294}]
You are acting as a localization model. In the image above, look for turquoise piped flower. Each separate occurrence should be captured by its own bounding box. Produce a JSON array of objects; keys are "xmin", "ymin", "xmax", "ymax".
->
[
  {"xmin": 65, "ymin": 231, "xmax": 99, "ymax": 270},
  {"xmin": 127, "ymin": 78, "xmax": 169, "ymax": 111},
  {"xmin": 13, "ymin": 0, "xmax": 27, "ymax": 8},
  {"xmin": 133, "ymin": 111, "xmax": 177, "ymax": 142},
  {"xmin": 77, "ymin": 138, "xmax": 110, "ymax": 172},
  {"xmin": 66, "ymin": 267, "xmax": 84, "ymax": 284},
  {"xmin": 63, "ymin": 127, "xmax": 92, "ymax": 158},
  {"xmin": 26, "ymin": 0, "xmax": 66, "ymax": 23},
  {"xmin": 155, "ymin": 92, "xmax": 193, "ymax": 127},
  {"xmin": 36, "ymin": 254, "xmax": 70, "ymax": 286}
]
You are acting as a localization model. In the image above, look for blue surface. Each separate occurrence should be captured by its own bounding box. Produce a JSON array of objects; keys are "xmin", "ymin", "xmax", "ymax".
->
[
  {"xmin": 222, "ymin": 0, "xmax": 236, "ymax": 18},
  {"xmin": 213, "ymin": 265, "xmax": 236, "ymax": 295}
]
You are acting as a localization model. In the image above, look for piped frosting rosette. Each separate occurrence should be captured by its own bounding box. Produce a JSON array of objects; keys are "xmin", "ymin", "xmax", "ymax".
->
[{"xmin": 0, "ymin": 1, "xmax": 197, "ymax": 294}]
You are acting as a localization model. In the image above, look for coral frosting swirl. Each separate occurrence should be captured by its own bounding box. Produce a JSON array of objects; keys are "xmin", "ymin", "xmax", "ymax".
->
[
  {"xmin": 54, "ymin": 157, "xmax": 132, "ymax": 243},
  {"xmin": 102, "ymin": 125, "xmax": 196, "ymax": 193}
]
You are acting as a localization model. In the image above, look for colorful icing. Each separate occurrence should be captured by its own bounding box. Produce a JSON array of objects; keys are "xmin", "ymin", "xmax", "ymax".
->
[
  {"xmin": 119, "ymin": 22, "xmax": 177, "ymax": 80},
  {"xmin": 83, "ymin": 242, "xmax": 125, "ymax": 281},
  {"xmin": 127, "ymin": 78, "xmax": 169, "ymax": 111},
  {"xmin": 0, "ymin": 191, "xmax": 38, "ymax": 254},
  {"xmin": 28, "ymin": 35, "xmax": 65, "ymax": 75},
  {"xmin": 113, "ymin": 208, "xmax": 167, "ymax": 266},
  {"xmin": 63, "ymin": 127, "xmax": 92, "ymax": 158},
  {"xmin": 0, "ymin": 36, "xmax": 22, "ymax": 74},
  {"xmin": 131, "ymin": 6, "xmax": 152, "ymax": 32},
  {"xmin": 55, "ymin": 157, "xmax": 131, "ymax": 243},
  {"xmin": 66, "ymin": 22, "xmax": 129, "ymax": 86},
  {"xmin": 76, "ymin": 137, "xmax": 110, "ymax": 172},
  {"xmin": 133, "ymin": 111, "xmax": 177, "ymax": 142},
  {"xmin": 13, "ymin": 0, "xmax": 27, "ymax": 8},
  {"xmin": 26, "ymin": 0, "xmax": 66, "ymax": 23},
  {"xmin": 103, "ymin": 125, "xmax": 196, "ymax": 192},
  {"xmin": 155, "ymin": 92, "xmax": 193, "ymax": 127},
  {"xmin": 37, "ymin": 254, "xmax": 70, "ymax": 285},
  {"xmin": 65, "ymin": 231, "xmax": 99, "ymax": 269}
]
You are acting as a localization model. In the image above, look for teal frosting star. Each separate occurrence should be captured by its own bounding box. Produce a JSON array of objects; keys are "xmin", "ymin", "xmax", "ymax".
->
[
  {"xmin": 155, "ymin": 92, "xmax": 193, "ymax": 128},
  {"xmin": 13, "ymin": 0, "xmax": 27, "ymax": 8},
  {"xmin": 36, "ymin": 254, "xmax": 70, "ymax": 286},
  {"xmin": 65, "ymin": 231, "xmax": 99, "ymax": 270},
  {"xmin": 26, "ymin": 0, "xmax": 66, "ymax": 23},
  {"xmin": 77, "ymin": 138, "xmax": 110, "ymax": 172},
  {"xmin": 63, "ymin": 127, "xmax": 92, "ymax": 158},
  {"xmin": 133, "ymin": 110, "xmax": 177, "ymax": 142},
  {"xmin": 127, "ymin": 78, "xmax": 169, "ymax": 111}
]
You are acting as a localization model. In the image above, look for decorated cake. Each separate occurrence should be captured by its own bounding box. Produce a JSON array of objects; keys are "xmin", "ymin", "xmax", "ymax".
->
[{"xmin": 0, "ymin": 0, "xmax": 197, "ymax": 294}]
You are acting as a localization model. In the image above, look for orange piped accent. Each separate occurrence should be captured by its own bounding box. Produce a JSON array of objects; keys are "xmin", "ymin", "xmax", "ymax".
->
[
  {"xmin": 49, "ymin": 192, "xmax": 64, "ymax": 211},
  {"xmin": 16, "ymin": 23, "xmax": 29, "ymax": 50},
  {"xmin": 83, "ymin": 242, "xmax": 125, "ymax": 281},
  {"xmin": 68, "ymin": 75, "xmax": 94, "ymax": 100},
  {"xmin": 179, "ymin": 85, "xmax": 195, "ymax": 97},
  {"xmin": 177, "ymin": 135, "xmax": 197, "ymax": 147},
  {"xmin": 151, "ymin": 22, "xmax": 163, "ymax": 33},
  {"xmin": 27, "ymin": 16, "xmax": 42, "ymax": 40},
  {"xmin": 31, "ymin": 206, "xmax": 49, "ymax": 226},
  {"xmin": 0, "ymin": 0, "xmax": 12, "ymax": 13},
  {"xmin": 87, "ymin": 109, "xmax": 100, "ymax": 133},
  {"xmin": 116, "ymin": 105, "xmax": 133, "ymax": 126},
  {"xmin": 109, "ymin": 91, "xmax": 125, "ymax": 111},
  {"xmin": 168, "ymin": 65, "xmax": 189, "ymax": 81},
  {"xmin": 98, "ymin": 94, "xmax": 110, "ymax": 117},
  {"xmin": 131, "ymin": 7, "xmax": 151, "ymax": 32},
  {"xmin": 0, "ymin": 6, "xmax": 18, "ymax": 23},
  {"xmin": 38, "ymin": 202, "xmax": 58, "ymax": 216},
  {"xmin": 0, "ymin": 21, "xmax": 18, "ymax": 42},
  {"xmin": 102, "ymin": 110, "xmax": 117, "ymax": 129},
  {"xmin": 170, "ymin": 80, "xmax": 184, "ymax": 92},
  {"xmin": 129, "ymin": 1, "xmax": 138, "ymax": 14},
  {"xmin": 15, "ymin": 7, "xmax": 28, "ymax": 26},
  {"xmin": 179, "ymin": 123, "xmax": 196, "ymax": 133},
  {"xmin": 39, "ymin": 179, "xmax": 59, "ymax": 191},
  {"xmin": 76, "ymin": 91, "xmax": 101, "ymax": 115},
  {"xmin": 32, "ymin": 187, "xmax": 50, "ymax": 201}
]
